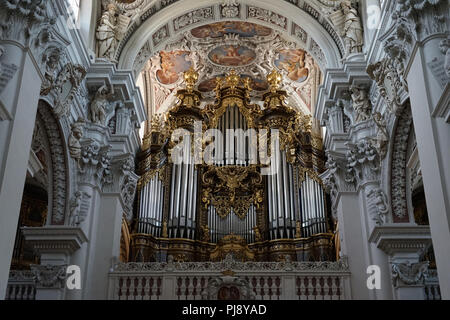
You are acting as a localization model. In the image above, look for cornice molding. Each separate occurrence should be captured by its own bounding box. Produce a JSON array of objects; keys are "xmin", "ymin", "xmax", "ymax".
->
[{"xmin": 22, "ymin": 226, "xmax": 88, "ymax": 255}]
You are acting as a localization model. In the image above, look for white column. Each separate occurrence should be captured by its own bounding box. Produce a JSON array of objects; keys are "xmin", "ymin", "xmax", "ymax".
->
[
  {"xmin": 83, "ymin": 194, "xmax": 124, "ymax": 299},
  {"xmin": 0, "ymin": 44, "xmax": 42, "ymax": 299},
  {"xmin": 406, "ymin": 44, "xmax": 450, "ymax": 299},
  {"xmin": 335, "ymin": 193, "xmax": 371, "ymax": 299}
]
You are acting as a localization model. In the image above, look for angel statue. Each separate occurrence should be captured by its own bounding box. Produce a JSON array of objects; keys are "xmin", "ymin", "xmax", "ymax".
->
[
  {"xmin": 372, "ymin": 112, "xmax": 389, "ymax": 160},
  {"xmin": 350, "ymin": 85, "xmax": 371, "ymax": 123},
  {"xmin": 90, "ymin": 85, "xmax": 113, "ymax": 125},
  {"xmin": 69, "ymin": 191, "xmax": 83, "ymax": 226},
  {"xmin": 340, "ymin": 0, "xmax": 364, "ymax": 55},
  {"xmin": 96, "ymin": 4, "xmax": 121, "ymax": 61}
]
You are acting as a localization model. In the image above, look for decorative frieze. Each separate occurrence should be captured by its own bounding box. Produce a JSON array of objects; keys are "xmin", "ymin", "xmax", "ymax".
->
[
  {"xmin": 173, "ymin": 7, "xmax": 214, "ymax": 32},
  {"xmin": 369, "ymin": 225, "xmax": 431, "ymax": 256},
  {"xmin": 310, "ymin": 39, "xmax": 326, "ymax": 67},
  {"xmin": 247, "ymin": 6, "xmax": 288, "ymax": 30},
  {"xmin": 152, "ymin": 24, "xmax": 170, "ymax": 48},
  {"xmin": 22, "ymin": 226, "xmax": 88, "ymax": 256},
  {"xmin": 112, "ymin": 253, "xmax": 350, "ymax": 272},
  {"xmin": 291, "ymin": 22, "xmax": 308, "ymax": 44}
]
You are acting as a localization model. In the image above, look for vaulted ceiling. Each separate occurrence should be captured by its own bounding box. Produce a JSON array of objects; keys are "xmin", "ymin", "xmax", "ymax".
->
[{"xmin": 139, "ymin": 21, "xmax": 323, "ymax": 117}]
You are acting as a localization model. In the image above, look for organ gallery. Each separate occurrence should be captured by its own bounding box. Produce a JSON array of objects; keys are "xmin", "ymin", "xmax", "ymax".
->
[
  {"xmin": 132, "ymin": 68, "xmax": 334, "ymax": 263},
  {"xmin": 1, "ymin": 0, "xmax": 447, "ymax": 302}
]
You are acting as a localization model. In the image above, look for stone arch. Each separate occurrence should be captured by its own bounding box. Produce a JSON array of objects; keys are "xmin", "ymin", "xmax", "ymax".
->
[
  {"xmin": 36, "ymin": 100, "xmax": 69, "ymax": 225},
  {"xmin": 117, "ymin": 0, "xmax": 345, "ymax": 74},
  {"xmin": 389, "ymin": 101, "xmax": 413, "ymax": 223}
]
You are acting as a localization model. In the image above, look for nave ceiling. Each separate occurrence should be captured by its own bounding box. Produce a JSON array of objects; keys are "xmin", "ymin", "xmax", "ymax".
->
[{"xmin": 97, "ymin": 0, "xmax": 362, "ymax": 118}]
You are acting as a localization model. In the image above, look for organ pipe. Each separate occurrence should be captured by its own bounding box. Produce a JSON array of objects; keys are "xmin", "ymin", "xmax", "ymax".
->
[{"xmin": 135, "ymin": 69, "xmax": 330, "ymax": 252}]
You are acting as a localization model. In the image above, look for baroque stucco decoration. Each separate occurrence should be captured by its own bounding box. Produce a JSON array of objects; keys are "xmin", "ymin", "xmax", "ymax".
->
[
  {"xmin": 37, "ymin": 101, "xmax": 68, "ymax": 225},
  {"xmin": 327, "ymin": 0, "xmax": 364, "ymax": 56},
  {"xmin": 68, "ymin": 190, "xmax": 92, "ymax": 226},
  {"xmin": 96, "ymin": 3, "xmax": 132, "ymax": 62},
  {"xmin": 68, "ymin": 118, "xmax": 85, "ymax": 162},
  {"xmin": 30, "ymin": 264, "xmax": 68, "ymax": 289},
  {"xmin": 90, "ymin": 84, "xmax": 115, "ymax": 126},
  {"xmin": 142, "ymin": 26, "xmax": 321, "ymax": 116},
  {"xmin": 0, "ymin": 0, "xmax": 56, "ymax": 60},
  {"xmin": 112, "ymin": 0, "xmax": 349, "ymax": 74},
  {"xmin": 201, "ymin": 274, "xmax": 256, "ymax": 300},
  {"xmin": 391, "ymin": 261, "xmax": 429, "ymax": 288},
  {"xmin": 390, "ymin": 103, "xmax": 413, "ymax": 223}
]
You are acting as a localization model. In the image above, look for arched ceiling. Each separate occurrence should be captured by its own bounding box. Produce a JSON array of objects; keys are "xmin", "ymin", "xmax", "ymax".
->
[
  {"xmin": 107, "ymin": 0, "xmax": 347, "ymax": 73},
  {"xmin": 104, "ymin": 0, "xmax": 352, "ymax": 118},
  {"xmin": 140, "ymin": 20, "xmax": 323, "ymax": 116}
]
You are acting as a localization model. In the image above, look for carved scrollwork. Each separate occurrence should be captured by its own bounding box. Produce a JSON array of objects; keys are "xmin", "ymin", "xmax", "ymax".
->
[
  {"xmin": 40, "ymin": 62, "xmax": 87, "ymax": 118},
  {"xmin": 202, "ymin": 165, "xmax": 262, "ymax": 219},
  {"xmin": 367, "ymin": 58, "xmax": 408, "ymax": 116}
]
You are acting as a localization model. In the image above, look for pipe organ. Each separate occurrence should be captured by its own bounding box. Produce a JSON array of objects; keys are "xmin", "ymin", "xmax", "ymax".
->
[{"xmin": 132, "ymin": 69, "xmax": 334, "ymax": 263}]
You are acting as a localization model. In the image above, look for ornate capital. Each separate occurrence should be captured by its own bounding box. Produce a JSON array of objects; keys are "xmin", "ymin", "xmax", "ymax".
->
[
  {"xmin": 396, "ymin": 0, "xmax": 448, "ymax": 42},
  {"xmin": 345, "ymin": 139, "xmax": 380, "ymax": 185},
  {"xmin": 79, "ymin": 139, "xmax": 112, "ymax": 187},
  {"xmin": 0, "ymin": 0, "xmax": 55, "ymax": 46}
]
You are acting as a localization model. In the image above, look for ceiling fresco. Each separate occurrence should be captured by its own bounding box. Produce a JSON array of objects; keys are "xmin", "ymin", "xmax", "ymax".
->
[
  {"xmin": 156, "ymin": 50, "xmax": 192, "ymax": 85},
  {"xmin": 142, "ymin": 21, "xmax": 322, "ymax": 115},
  {"xmin": 275, "ymin": 49, "xmax": 309, "ymax": 83},
  {"xmin": 190, "ymin": 21, "xmax": 272, "ymax": 39},
  {"xmin": 208, "ymin": 45, "xmax": 256, "ymax": 67}
]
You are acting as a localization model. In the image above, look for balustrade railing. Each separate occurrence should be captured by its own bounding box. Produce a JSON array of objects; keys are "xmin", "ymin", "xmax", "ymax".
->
[
  {"xmin": 107, "ymin": 256, "xmax": 352, "ymax": 300},
  {"xmin": 5, "ymin": 270, "xmax": 36, "ymax": 300},
  {"xmin": 424, "ymin": 270, "xmax": 441, "ymax": 300}
]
